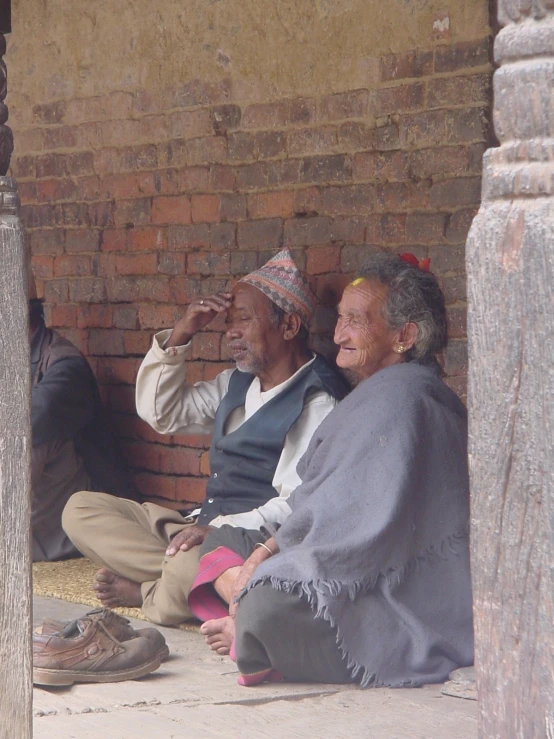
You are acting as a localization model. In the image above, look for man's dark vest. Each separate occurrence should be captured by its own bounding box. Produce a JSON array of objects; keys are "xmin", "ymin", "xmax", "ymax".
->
[{"xmin": 198, "ymin": 355, "xmax": 349, "ymax": 525}]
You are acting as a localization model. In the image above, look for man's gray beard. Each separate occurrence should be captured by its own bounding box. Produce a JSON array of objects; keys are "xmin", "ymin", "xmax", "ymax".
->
[{"xmin": 234, "ymin": 353, "xmax": 263, "ymax": 375}]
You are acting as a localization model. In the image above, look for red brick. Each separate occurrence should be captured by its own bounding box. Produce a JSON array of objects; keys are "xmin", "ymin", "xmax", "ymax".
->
[
  {"xmin": 220, "ymin": 193, "xmax": 247, "ymax": 222},
  {"xmin": 50, "ymin": 304, "xmax": 78, "ymax": 327},
  {"xmin": 338, "ymin": 122, "xmax": 375, "ymax": 151},
  {"xmin": 210, "ymin": 223, "xmax": 236, "ymax": 251},
  {"xmin": 77, "ymin": 304, "xmax": 114, "ymax": 329},
  {"xmin": 174, "ymin": 477, "xmax": 207, "ymax": 505},
  {"xmin": 18, "ymin": 181, "xmax": 38, "ymax": 204},
  {"xmin": 375, "ymin": 83, "xmax": 425, "ymax": 115},
  {"xmin": 400, "ymin": 110, "xmax": 447, "ymax": 148},
  {"xmin": 443, "ymin": 340, "xmax": 468, "ymax": 377},
  {"xmin": 315, "ymin": 274, "xmax": 351, "ymax": 307},
  {"xmin": 168, "ymin": 223, "xmax": 209, "ymax": 250},
  {"xmin": 200, "ymin": 451, "xmax": 210, "ymax": 476},
  {"xmin": 124, "ymin": 330, "xmax": 152, "ymax": 356},
  {"xmin": 330, "ymin": 216, "xmax": 366, "ymax": 243},
  {"xmin": 191, "ymin": 194, "xmax": 221, "ymax": 223},
  {"xmin": 124, "ymin": 443, "xmax": 161, "ymax": 473},
  {"xmin": 137, "ymin": 115, "xmax": 168, "ymax": 143},
  {"xmin": 192, "ymin": 332, "xmax": 221, "ymax": 361},
  {"xmin": 233, "ymin": 163, "xmax": 267, "ymax": 190},
  {"xmin": 134, "ymin": 472, "xmax": 176, "ymax": 501},
  {"xmin": 36, "ymin": 179, "xmax": 78, "ymax": 203},
  {"xmin": 106, "ymin": 276, "xmax": 171, "ymax": 303},
  {"xmin": 169, "ymin": 78, "xmax": 232, "ymax": 109},
  {"xmin": 152, "ymin": 168, "xmax": 179, "ymax": 195},
  {"xmin": 237, "ymin": 218, "xmax": 283, "ymax": 250},
  {"xmin": 158, "ymin": 252, "xmax": 187, "ymax": 275},
  {"xmin": 42, "ymin": 126, "xmax": 78, "ymax": 150},
  {"xmin": 294, "ymin": 187, "xmax": 322, "ymax": 215},
  {"xmin": 11, "ymin": 155, "xmax": 36, "ymax": 179},
  {"xmin": 43, "ymin": 278, "xmax": 69, "ymax": 303},
  {"xmin": 102, "ymin": 229, "xmax": 128, "ymax": 252},
  {"xmin": 427, "ymin": 74, "xmax": 491, "ymax": 108},
  {"xmin": 380, "ymin": 213, "xmax": 407, "ymax": 243},
  {"xmin": 54, "ymin": 255, "xmax": 91, "ymax": 277},
  {"xmin": 69, "ymin": 278, "xmax": 106, "ymax": 303},
  {"xmin": 429, "ymin": 177, "xmax": 482, "ymax": 208},
  {"xmin": 230, "ymin": 250, "xmax": 259, "ymax": 275},
  {"xmin": 17, "ymin": 128, "xmax": 45, "ymax": 153},
  {"xmin": 306, "ymin": 246, "xmax": 341, "ymax": 275},
  {"xmin": 31, "ymin": 255, "xmax": 54, "ymax": 278},
  {"xmin": 36, "ymin": 151, "xmax": 94, "ymax": 178},
  {"xmin": 103, "ymin": 173, "xmax": 156, "ymax": 200},
  {"xmin": 380, "ymin": 50, "xmax": 434, "ymax": 82},
  {"xmin": 187, "ymin": 251, "xmax": 230, "ymax": 275},
  {"xmin": 242, "ymin": 101, "xmax": 288, "ymax": 129},
  {"xmin": 377, "ymin": 181, "xmax": 429, "ymax": 211},
  {"xmin": 88, "ymin": 328, "xmax": 125, "ymax": 356},
  {"xmin": 445, "ymin": 109, "xmax": 489, "ymax": 145},
  {"xmin": 300, "ymin": 155, "xmax": 352, "ymax": 184},
  {"xmin": 157, "ymin": 139, "xmax": 188, "ymax": 169},
  {"xmin": 284, "ymin": 216, "xmax": 332, "ymax": 246},
  {"xmin": 113, "ymin": 306, "xmax": 139, "ymax": 330},
  {"xmin": 180, "ymin": 166, "xmax": 210, "ymax": 191},
  {"xmin": 91, "ymin": 253, "xmax": 116, "ymax": 278},
  {"xmin": 374, "ymin": 124, "xmax": 401, "ymax": 151},
  {"xmin": 114, "ymin": 198, "xmax": 152, "ymax": 228},
  {"xmin": 341, "ymin": 244, "xmax": 382, "ymax": 272},
  {"xmin": 31, "ymin": 229, "xmax": 65, "ymax": 255},
  {"xmin": 248, "ymin": 190, "xmax": 294, "ymax": 219},
  {"xmin": 209, "ymin": 165, "xmax": 236, "ymax": 191},
  {"xmin": 227, "ymin": 132, "xmax": 256, "ymax": 162},
  {"xmin": 152, "ymin": 195, "xmax": 191, "ymax": 225},
  {"xmin": 95, "ymin": 145, "xmax": 157, "ymax": 175},
  {"xmin": 160, "ymin": 447, "xmax": 202, "ymax": 476},
  {"xmin": 255, "ymin": 131, "xmax": 286, "ymax": 159},
  {"xmin": 187, "ymin": 136, "xmax": 227, "ymax": 165},
  {"xmin": 406, "ymin": 212, "xmax": 447, "ymax": 243},
  {"xmin": 115, "ymin": 253, "xmax": 158, "ymax": 276},
  {"xmin": 441, "ymin": 275, "xmax": 467, "ymax": 303},
  {"xmin": 318, "ymin": 90, "xmax": 369, "ymax": 121},
  {"xmin": 287, "ymin": 127, "xmax": 337, "ymax": 156},
  {"xmin": 321, "ymin": 185, "xmax": 376, "ymax": 216},
  {"xmin": 446, "ymin": 208, "xmax": 478, "ymax": 244},
  {"xmin": 79, "ymin": 175, "xmax": 102, "ymax": 201},
  {"xmin": 428, "ymin": 245, "xmax": 465, "ymax": 274},
  {"xmin": 87, "ymin": 201, "xmax": 116, "ymax": 229},
  {"xmin": 289, "ymin": 98, "xmax": 316, "ymax": 125},
  {"xmin": 211, "ymin": 105, "xmax": 242, "ymax": 135},
  {"xmin": 435, "ymin": 39, "xmax": 491, "ymax": 74},
  {"xmin": 66, "ymin": 229, "xmax": 102, "ymax": 253},
  {"xmin": 167, "ymin": 109, "xmax": 213, "ymax": 139},
  {"xmin": 128, "ymin": 226, "xmax": 167, "ymax": 252},
  {"xmin": 203, "ymin": 362, "xmax": 234, "ymax": 380},
  {"xmin": 138, "ymin": 304, "xmax": 183, "ymax": 330},
  {"xmin": 409, "ymin": 146, "xmax": 469, "ymax": 179},
  {"xmin": 33, "ymin": 101, "xmax": 66, "ymax": 124}
]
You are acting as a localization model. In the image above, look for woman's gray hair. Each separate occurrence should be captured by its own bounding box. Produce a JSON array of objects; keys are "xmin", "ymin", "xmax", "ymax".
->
[{"xmin": 355, "ymin": 251, "xmax": 447, "ymax": 363}]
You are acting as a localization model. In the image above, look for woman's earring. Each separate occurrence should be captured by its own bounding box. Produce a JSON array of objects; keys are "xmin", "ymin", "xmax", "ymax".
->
[{"xmin": 396, "ymin": 345, "xmax": 405, "ymax": 353}]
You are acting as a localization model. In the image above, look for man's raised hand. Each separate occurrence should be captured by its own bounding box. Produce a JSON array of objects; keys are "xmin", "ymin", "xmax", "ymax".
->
[
  {"xmin": 165, "ymin": 525, "xmax": 211, "ymax": 556},
  {"xmin": 166, "ymin": 292, "xmax": 233, "ymax": 348}
]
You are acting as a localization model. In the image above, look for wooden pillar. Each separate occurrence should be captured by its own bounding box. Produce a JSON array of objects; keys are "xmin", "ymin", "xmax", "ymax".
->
[
  {"xmin": 466, "ymin": 1, "xmax": 554, "ymax": 737},
  {"xmin": 0, "ymin": 1, "xmax": 33, "ymax": 737}
]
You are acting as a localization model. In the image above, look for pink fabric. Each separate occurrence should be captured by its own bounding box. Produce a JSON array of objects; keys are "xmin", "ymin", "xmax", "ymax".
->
[
  {"xmin": 188, "ymin": 546, "xmax": 245, "ymax": 622},
  {"xmin": 238, "ymin": 669, "xmax": 285, "ymax": 687}
]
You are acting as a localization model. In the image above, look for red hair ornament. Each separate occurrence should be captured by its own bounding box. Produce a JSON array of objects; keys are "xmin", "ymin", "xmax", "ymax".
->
[{"xmin": 400, "ymin": 253, "xmax": 431, "ymax": 272}]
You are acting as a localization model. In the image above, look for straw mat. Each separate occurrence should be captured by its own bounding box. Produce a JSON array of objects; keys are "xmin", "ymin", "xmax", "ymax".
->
[{"xmin": 32, "ymin": 557, "xmax": 201, "ymax": 632}]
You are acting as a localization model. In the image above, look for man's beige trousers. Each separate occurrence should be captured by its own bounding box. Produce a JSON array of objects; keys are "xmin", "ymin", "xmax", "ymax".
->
[{"xmin": 62, "ymin": 491, "xmax": 200, "ymax": 625}]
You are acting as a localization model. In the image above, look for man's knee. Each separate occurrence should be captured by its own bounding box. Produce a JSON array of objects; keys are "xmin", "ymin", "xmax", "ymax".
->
[{"xmin": 61, "ymin": 490, "xmax": 111, "ymax": 542}]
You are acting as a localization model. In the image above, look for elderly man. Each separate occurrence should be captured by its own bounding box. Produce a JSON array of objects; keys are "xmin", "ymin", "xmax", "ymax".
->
[
  {"xmin": 30, "ymin": 284, "xmax": 136, "ymax": 562},
  {"xmin": 63, "ymin": 249, "xmax": 349, "ymax": 625}
]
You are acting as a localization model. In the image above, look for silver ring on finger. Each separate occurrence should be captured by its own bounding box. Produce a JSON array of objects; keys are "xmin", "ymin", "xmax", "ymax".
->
[{"xmin": 199, "ymin": 299, "xmax": 204, "ymax": 305}]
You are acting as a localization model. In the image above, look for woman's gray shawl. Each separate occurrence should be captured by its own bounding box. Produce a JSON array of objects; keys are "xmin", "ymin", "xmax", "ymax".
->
[{"xmin": 245, "ymin": 362, "xmax": 474, "ymax": 687}]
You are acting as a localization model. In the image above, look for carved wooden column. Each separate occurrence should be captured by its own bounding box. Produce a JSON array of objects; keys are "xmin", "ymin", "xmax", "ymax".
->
[
  {"xmin": 466, "ymin": 1, "xmax": 554, "ymax": 737},
  {"xmin": 0, "ymin": 2, "xmax": 33, "ymax": 738}
]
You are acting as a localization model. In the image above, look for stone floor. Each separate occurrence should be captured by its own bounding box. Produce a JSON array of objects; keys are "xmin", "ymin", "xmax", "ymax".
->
[{"xmin": 33, "ymin": 596, "xmax": 478, "ymax": 739}]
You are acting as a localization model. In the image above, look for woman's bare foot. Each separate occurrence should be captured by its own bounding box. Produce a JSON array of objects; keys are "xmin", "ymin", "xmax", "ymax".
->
[
  {"xmin": 200, "ymin": 616, "xmax": 235, "ymax": 655},
  {"xmin": 93, "ymin": 568, "xmax": 143, "ymax": 608}
]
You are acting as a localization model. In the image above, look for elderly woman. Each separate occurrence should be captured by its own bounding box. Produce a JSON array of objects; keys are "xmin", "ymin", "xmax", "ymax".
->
[{"xmin": 189, "ymin": 251, "xmax": 473, "ymax": 687}]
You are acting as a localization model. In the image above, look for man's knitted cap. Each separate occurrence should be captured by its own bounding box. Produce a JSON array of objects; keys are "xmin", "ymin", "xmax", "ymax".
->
[{"xmin": 239, "ymin": 248, "xmax": 317, "ymax": 329}]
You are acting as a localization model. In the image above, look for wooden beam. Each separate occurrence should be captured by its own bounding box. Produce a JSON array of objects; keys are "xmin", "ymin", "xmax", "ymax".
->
[
  {"xmin": 467, "ymin": 1, "xmax": 554, "ymax": 736},
  {"xmin": 0, "ymin": 177, "xmax": 32, "ymax": 737}
]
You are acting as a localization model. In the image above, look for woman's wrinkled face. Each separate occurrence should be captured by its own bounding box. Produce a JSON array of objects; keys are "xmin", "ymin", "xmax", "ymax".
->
[{"xmin": 334, "ymin": 280, "xmax": 402, "ymax": 380}]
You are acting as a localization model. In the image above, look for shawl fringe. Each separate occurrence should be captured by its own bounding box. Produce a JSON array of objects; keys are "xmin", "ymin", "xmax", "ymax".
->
[{"xmin": 239, "ymin": 526, "xmax": 470, "ymax": 689}]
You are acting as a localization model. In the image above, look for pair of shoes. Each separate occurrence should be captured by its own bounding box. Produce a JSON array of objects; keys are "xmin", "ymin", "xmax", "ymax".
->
[
  {"xmin": 33, "ymin": 608, "xmax": 168, "ymax": 686},
  {"xmin": 37, "ymin": 608, "xmax": 170, "ymax": 662}
]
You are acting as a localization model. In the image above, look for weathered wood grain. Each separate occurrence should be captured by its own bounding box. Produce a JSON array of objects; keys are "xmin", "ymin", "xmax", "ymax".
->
[
  {"xmin": 0, "ymin": 177, "xmax": 32, "ymax": 738},
  {"xmin": 467, "ymin": 2, "xmax": 554, "ymax": 737}
]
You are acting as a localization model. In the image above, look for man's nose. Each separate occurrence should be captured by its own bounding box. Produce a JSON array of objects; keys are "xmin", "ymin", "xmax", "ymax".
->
[
  {"xmin": 226, "ymin": 324, "xmax": 241, "ymax": 339},
  {"xmin": 333, "ymin": 318, "xmax": 346, "ymax": 345}
]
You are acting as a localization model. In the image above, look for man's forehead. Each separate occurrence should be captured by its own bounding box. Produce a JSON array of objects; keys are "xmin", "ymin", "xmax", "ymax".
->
[{"xmin": 230, "ymin": 282, "xmax": 271, "ymax": 311}]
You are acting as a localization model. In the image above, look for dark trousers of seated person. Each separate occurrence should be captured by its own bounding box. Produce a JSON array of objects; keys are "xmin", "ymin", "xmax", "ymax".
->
[{"xmin": 197, "ymin": 525, "xmax": 354, "ymax": 684}]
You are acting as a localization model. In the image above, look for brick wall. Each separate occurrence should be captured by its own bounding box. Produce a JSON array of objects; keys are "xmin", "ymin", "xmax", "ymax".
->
[{"xmin": 13, "ymin": 37, "xmax": 492, "ymax": 508}]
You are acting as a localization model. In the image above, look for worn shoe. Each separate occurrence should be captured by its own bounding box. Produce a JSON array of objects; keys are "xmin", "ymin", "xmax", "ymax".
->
[
  {"xmin": 36, "ymin": 608, "xmax": 170, "ymax": 662},
  {"xmin": 33, "ymin": 615, "xmax": 161, "ymax": 686}
]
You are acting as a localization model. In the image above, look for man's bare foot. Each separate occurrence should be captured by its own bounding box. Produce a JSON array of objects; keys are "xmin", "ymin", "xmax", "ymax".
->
[
  {"xmin": 200, "ymin": 616, "xmax": 235, "ymax": 655},
  {"xmin": 93, "ymin": 568, "xmax": 143, "ymax": 608}
]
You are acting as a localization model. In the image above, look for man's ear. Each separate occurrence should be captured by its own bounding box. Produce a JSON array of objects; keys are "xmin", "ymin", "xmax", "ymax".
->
[
  {"xmin": 397, "ymin": 321, "xmax": 418, "ymax": 351},
  {"xmin": 282, "ymin": 312, "xmax": 303, "ymax": 341}
]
